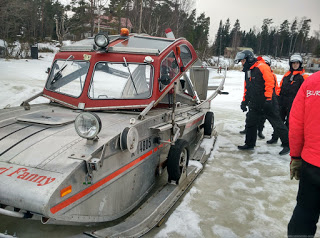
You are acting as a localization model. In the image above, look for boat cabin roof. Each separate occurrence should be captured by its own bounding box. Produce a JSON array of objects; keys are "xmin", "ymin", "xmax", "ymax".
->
[
  {"xmin": 61, "ymin": 34, "xmax": 179, "ymax": 56},
  {"xmin": 42, "ymin": 33, "xmax": 199, "ymax": 111}
]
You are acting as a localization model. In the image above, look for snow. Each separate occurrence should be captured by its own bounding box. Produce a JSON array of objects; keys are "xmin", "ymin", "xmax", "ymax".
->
[
  {"xmin": 0, "ymin": 52, "xmax": 312, "ymax": 237},
  {"xmin": 209, "ymin": 56, "xmax": 290, "ymax": 74},
  {"xmin": 0, "ymin": 39, "xmax": 7, "ymax": 48},
  {"xmin": 155, "ymin": 187, "xmax": 204, "ymax": 237},
  {"xmin": 0, "ymin": 53, "xmax": 52, "ymax": 108},
  {"xmin": 147, "ymin": 66, "xmax": 307, "ymax": 237},
  {"xmin": 37, "ymin": 42, "xmax": 61, "ymax": 52}
]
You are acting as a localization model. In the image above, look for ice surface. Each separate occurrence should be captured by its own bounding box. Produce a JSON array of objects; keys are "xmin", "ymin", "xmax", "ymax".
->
[{"xmin": 0, "ymin": 52, "xmax": 314, "ymax": 237}]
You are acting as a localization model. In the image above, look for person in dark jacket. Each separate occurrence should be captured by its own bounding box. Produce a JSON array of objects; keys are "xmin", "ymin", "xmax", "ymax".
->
[
  {"xmin": 235, "ymin": 50, "xmax": 289, "ymax": 155},
  {"xmin": 260, "ymin": 56, "xmax": 281, "ymax": 144},
  {"xmin": 288, "ymin": 71, "xmax": 320, "ymax": 237},
  {"xmin": 267, "ymin": 54, "xmax": 308, "ymax": 144},
  {"xmin": 239, "ymin": 56, "xmax": 273, "ymax": 139}
]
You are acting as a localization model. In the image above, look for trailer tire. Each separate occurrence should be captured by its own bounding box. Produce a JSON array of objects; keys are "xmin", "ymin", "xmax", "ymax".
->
[
  {"xmin": 167, "ymin": 139, "xmax": 189, "ymax": 185},
  {"xmin": 204, "ymin": 111, "xmax": 214, "ymax": 136}
]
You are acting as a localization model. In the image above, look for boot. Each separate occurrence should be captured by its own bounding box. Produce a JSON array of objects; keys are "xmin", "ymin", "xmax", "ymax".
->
[
  {"xmin": 279, "ymin": 146, "xmax": 290, "ymax": 155},
  {"xmin": 258, "ymin": 130, "xmax": 265, "ymax": 139},
  {"xmin": 238, "ymin": 144, "xmax": 254, "ymax": 150},
  {"xmin": 267, "ymin": 138, "xmax": 278, "ymax": 144},
  {"xmin": 239, "ymin": 129, "xmax": 246, "ymax": 134}
]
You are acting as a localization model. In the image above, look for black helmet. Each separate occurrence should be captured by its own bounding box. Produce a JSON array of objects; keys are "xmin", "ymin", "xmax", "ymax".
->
[{"xmin": 234, "ymin": 50, "xmax": 255, "ymax": 64}]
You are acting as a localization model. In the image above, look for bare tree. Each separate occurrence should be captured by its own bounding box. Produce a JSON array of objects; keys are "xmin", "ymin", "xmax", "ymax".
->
[{"xmin": 55, "ymin": 11, "xmax": 69, "ymax": 44}]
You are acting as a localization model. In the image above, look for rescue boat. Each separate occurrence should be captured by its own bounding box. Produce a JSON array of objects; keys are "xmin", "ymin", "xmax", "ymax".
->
[{"xmin": 0, "ymin": 28, "xmax": 226, "ymax": 237}]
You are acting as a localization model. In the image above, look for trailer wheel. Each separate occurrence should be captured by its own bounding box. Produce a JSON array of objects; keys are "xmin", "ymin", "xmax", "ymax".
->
[
  {"xmin": 167, "ymin": 139, "xmax": 189, "ymax": 185},
  {"xmin": 204, "ymin": 111, "xmax": 214, "ymax": 136}
]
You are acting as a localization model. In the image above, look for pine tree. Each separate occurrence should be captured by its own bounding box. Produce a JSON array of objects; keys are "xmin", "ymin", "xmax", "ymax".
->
[
  {"xmin": 315, "ymin": 44, "xmax": 320, "ymax": 57},
  {"xmin": 279, "ymin": 20, "xmax": 290, "ymax": 57},
  {"xmin": 298, "ymin": 18, "xmax": 311, "ymax": 53},
  {"xmin": 260, "ymin": 18, "xmax": 273, "ymax": 55},
  {"xmin": 69, "ymin": 0, "xmax": 92, "ymax": 39},
  {"xmin": 230, "ymin": 19, "xmax": 241, "ymax": 57},
  {"xmin": 193, "ymin": 13, "xmax": 210, "ymax": 59},
  {"xmin": 213, "ymin": 20, "xmax": 223, "ymax": 56},
  {"xmin": 289, "ymin": 18, "xmax": 298, "ymax": 55},
  {"xmin": 221, "ymin": 18, "xmax": 230, "ymax": 54}
]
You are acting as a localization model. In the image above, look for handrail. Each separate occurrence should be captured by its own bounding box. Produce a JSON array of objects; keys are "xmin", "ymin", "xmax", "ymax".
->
[
  {"xmin": 196, "ymin": 66, "xmax": 227, "ymax": 108},
  {"xmin": 138, "ymin": 100, "xmax": 155, "ymax": 120},
  {"xmin": 20, "ymin": 91, "xmax": 43, "ymax": 110},
  {"xmin": 0, "ymin": 208, "xmax": 26, "ymax": 218}
]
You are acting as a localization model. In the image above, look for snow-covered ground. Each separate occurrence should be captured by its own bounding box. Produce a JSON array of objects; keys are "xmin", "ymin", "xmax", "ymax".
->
[
  {"xmin": 0, "ymin": 53, "xmax": 312, "ymax": 237},
  {"xmin": 148, "ymin": 70, "xmax": 299, "ymax": 238}
]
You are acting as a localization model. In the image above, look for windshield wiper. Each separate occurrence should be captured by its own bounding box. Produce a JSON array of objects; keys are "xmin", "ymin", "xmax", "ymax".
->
[
  {"xmin": 123, "ymin": 57, "xmax": 138, "ymax": 94},
  {"xmin": 51, "ymin": 55, "xmax": 74, "ymax": 85}
]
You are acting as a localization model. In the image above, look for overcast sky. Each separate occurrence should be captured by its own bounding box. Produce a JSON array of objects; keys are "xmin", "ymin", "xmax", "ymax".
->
[
  {"xmin": 59, "ymin": 0, "xmax": 320, "ymax": 42},
  {"xmin": 195, "ymin": 0, "xmax": 320, "ymax": 42}
]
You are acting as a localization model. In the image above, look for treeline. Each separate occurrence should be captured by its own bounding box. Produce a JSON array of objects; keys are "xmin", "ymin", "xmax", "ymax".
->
[
  {"xmin": 0, "ymin": 0, "xmax": 210, "ymax": 58},
  {"xmin": 212, "ymin": 18, "xmax": 320, "ymax": 58},
  {"xmin": 2, "ymin": 0, "xmax": 319, "ymax": 59}
]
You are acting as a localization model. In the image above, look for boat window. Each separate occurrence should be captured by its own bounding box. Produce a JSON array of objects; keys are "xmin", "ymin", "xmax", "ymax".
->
[
  {"xmin": 159, "ymin": 51, "xmax": 179, "ymax": 91},
  {"xmin": 180, "ymin": 45, "xmax": 192, "ymax": 66},
  {"xmin": 89, "ymin": 62, "xmax": 153, "ymax": 99},
  {"xmin": 45, "ymin": 60, "xmax": 89, "ymax": 97}
]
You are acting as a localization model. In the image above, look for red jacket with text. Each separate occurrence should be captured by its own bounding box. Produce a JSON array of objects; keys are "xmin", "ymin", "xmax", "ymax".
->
[{"xmin": 289, "ymin": 71, "xmax": 320, "ymax": 167}]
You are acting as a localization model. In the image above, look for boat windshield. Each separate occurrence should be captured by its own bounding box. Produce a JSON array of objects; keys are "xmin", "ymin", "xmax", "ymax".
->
[
  {"xmin": 45, "ymin": 60, "xmax": 90, "ymax": 97},
  {"xmin": 89, "ymin": 62, "xmax": 153, "ymax": 99}
]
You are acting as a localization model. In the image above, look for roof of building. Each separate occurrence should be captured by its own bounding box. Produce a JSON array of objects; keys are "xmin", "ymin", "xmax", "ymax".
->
[
  {"xmin": 225, "ymin": 47, "xmax": 253, "ymax": 52},
  {"xmin": 95, "ymin": 16, "xmax": 133, "ymax": 29}
]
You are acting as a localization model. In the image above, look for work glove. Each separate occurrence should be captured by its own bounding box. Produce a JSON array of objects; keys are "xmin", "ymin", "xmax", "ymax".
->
[
  {"xmin": 240, "ymin": 101, "xmax": 247, "ymax": 112},
  {"xmin": 290, "ymin": 157, "xmax": 302, "ymax": 180},
  {"xmin": 264, "ymin": 99, "xmax": 273, "ymax": 113}
]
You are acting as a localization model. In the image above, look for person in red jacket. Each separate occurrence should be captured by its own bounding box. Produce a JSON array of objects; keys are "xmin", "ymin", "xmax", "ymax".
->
[
  {"xmin": 235, "ymin": 50, "xmax": 289, "ymax": 155},
  {"xmin": 288, "ymin": 70, "xmax": 320, "ymax": 237},
  {"xmin": 267, "ymin": 54, "xmax": 308, "ymax": 144}
]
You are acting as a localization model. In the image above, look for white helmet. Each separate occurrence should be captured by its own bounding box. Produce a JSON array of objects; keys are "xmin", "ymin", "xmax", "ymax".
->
[
  {"xmin": 290, "ymin": 54, "xmax": 303, "ymax": 64},
  {"xmin": 262, "ymin": 56, "xmax": 271, "ymax": 66}
]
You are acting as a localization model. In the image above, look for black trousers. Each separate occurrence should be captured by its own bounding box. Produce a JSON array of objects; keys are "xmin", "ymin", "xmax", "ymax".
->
[
  {"xmin": 244, "ymin": 100, "xmax": 288, "ymax": 147},
  {"xmin": 272, "ymin": 105, "xmax": 290, "ymax": 140},
  {"xmin": 280, "ymin": 105, "xmax": 290, "ymax": 128},
  {"xmin": 288, "ymin": 160, "xmax": 320, "ymax": 237},
  {"xmin": 244, "ymin": 112, "xmax": 266, "ymax": 132}
]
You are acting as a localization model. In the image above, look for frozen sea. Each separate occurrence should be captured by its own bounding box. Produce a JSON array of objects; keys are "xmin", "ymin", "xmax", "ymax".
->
[{"xmin": 0, "ymin": 53, "xmax": 311, "ymax": 237}]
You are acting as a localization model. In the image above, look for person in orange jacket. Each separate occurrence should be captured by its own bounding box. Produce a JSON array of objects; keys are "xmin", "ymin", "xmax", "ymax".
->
[
  {"xmin": 258, "ymin": 56, "xmax": 282, "ymax": 144},
  {"xmin": 259, "ymin": 56, "xmax": 280, "ymax": 96},
  {"xmin": 239, "ymin": 56, "xmax": 276, "ymax": 139},
  {"xmin": 235, "ymin": 50, "xmax": 289, "ymax": 155},
  {"xmin": 267, "ymin": 54, "xmax": 308, "ymax": 144}
]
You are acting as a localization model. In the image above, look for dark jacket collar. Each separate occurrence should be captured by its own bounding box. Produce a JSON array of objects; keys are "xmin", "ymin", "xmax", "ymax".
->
[{"xmin": 242, "ymin": 58, "xmax": 257, "ymax": 72}]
